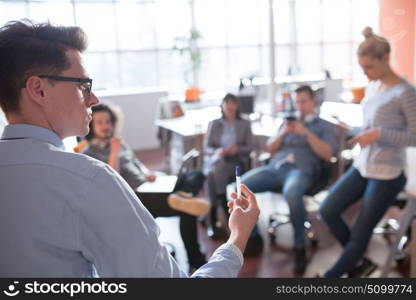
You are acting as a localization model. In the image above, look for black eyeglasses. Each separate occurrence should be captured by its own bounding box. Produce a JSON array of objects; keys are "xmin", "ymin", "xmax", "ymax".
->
[{"xmin": 38, "ymin": 75, "xmax": 93, "ymax": 96}]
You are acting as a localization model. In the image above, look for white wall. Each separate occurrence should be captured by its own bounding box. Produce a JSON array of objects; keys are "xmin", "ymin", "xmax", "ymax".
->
[
  {"xmin": 0, "ymin": 109, "xmax": 6, "ymax": 136},
  {"xmin": 96, "ymin": 88, "xmax": 168, "ymax": 151}
]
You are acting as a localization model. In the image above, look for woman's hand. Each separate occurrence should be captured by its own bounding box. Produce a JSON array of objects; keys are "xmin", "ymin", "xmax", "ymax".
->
[
  {"xmin": 225, "ymin": 143, "xmax": 239, "ymax": 156},
  {"xmin": 109, "ymin": 137, "xmax": 122, "ymax": 154},
  {"xmin": 348, "ymin": 128, "xmax": 381, "ymax": 148}
]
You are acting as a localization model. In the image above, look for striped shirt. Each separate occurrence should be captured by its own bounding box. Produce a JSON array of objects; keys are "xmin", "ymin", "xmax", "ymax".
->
[{"xmin": 353, "ymin": 79, "xmax": 416, "ymax": 180}]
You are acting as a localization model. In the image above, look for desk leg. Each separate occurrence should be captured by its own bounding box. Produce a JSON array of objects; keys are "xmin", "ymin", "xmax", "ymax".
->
[{"xmin": 411, "ymin": 218, "xmax": 416, "ymax": 277}]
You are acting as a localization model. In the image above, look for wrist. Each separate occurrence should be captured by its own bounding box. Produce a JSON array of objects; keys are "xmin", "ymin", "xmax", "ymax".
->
[{"xmin": 227, "ymin": 231, "xmax": 249, "ymax": 254}]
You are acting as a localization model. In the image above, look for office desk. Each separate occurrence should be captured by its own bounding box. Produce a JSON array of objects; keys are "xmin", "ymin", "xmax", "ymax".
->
[
  {"xmin": 156, "ymin": 102, "xmax": 363, "ymax": 173},
  {"xmin": 156, "ymin": 107, "xmax": 285, "ymax": 173}
]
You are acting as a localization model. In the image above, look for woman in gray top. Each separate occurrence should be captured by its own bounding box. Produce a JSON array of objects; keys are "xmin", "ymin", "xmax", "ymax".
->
[
  {"xmin": 319, "ymin": 27, "xmax": 416, "ymax": 277},
  {"xmin": 204, "ymin": 93, "xmax": 254, "ymax": 239}
]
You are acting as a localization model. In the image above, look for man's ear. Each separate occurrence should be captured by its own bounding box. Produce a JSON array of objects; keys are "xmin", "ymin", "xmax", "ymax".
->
[{"xmin": 25, "ymin": 76, "xmax": 47, "ymax": 106}]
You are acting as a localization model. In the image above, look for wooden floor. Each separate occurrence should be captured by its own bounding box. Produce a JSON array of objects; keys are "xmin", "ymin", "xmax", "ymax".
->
[{"xmin": 136, "ymin": 148, "xmax": 409, "ymax": 278}]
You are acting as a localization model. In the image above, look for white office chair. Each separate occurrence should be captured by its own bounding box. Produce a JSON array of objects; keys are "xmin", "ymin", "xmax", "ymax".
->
[{"xmin": 381, "ymin": 147, "xmax": 416, "ymax": 277}]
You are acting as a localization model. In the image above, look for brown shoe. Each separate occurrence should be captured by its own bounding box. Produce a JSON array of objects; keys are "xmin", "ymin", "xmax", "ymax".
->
[{"xmin": 167, "ymin": 193, "xmax": 210, "ymax": 216}]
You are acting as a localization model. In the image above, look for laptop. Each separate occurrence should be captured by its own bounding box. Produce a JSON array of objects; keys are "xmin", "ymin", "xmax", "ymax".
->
[{"xmin": 136, "ymin": 149, "xmax": 199, "ymax": 194}]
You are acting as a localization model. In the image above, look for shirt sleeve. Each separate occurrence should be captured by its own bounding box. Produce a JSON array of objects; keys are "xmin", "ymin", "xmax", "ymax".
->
[
  {"xmin": 78, "ymin": 164, "xmax": 242, "ymax": 277},
  {"xmin": 204, "ymin": 120, "xmax": 218, "ymax": 155},
  {"xmin": 378, "ymin": 88, "xmax": 416, "ymax": 147},
  {"xmin": 320, "ymin": 121, "xmax": 339, "ymax": 156},
  {"xmin": 190, "ymin": 243, "xmax": 243, "ymax": 278}
]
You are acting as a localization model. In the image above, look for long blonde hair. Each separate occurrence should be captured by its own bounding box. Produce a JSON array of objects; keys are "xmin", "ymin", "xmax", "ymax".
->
[{"xmin": 357, "ymin": 27, "xmax": 391, "ymax": 60}]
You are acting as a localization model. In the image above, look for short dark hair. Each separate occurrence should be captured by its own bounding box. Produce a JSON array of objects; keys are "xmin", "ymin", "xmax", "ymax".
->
[
  {"xmin": 295, "ymin": 85, "xmax": 315, "ymax": 99},
  {"xmin": 221, "ymin": 93, "xmax": 241, "ymax": 120},
  {"xmin": 0, "ymin": 19, "xmax": 88, "ymax": 115},
  {"xmin": 85, "ymin": 104, "xmax": 118, "ymax": 141}
]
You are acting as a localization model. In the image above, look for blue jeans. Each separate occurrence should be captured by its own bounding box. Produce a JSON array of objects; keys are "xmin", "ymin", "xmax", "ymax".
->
[
  {"xmin": 319, "ymin": 167, "xmax": 406, "ymax": 277},
  {"xmin": 241, "ymin": 163, "xmax": 313, "ymax": 248}
]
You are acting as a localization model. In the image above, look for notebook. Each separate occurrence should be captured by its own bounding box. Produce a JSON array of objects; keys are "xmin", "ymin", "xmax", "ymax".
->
[{"xmin": 136, "ymin": 149, "xmax": 199, "ymax": 194}]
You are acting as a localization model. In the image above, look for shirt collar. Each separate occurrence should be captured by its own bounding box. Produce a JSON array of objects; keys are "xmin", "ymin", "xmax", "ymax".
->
[
  {"xmin": 1, "ymin": 124, "xmax": 64, "ymax": 150},
  {"xmin": 220, "ymin": 118, "xmax": 237, "ymax": 126},
  {"xmin": 295, "ymin": 111, "xmax": 318, "ymax": 124}
]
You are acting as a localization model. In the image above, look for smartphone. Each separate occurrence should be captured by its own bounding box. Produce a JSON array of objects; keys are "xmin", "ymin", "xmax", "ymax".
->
[{"xmin": 285, "ymin": 115, "xmax": 297, "ymax": 121}]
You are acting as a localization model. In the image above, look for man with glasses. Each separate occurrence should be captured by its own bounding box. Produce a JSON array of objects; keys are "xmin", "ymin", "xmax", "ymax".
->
[{"xmin": 0, "ymin": 20, "xmax": 259, "ymax": 277}]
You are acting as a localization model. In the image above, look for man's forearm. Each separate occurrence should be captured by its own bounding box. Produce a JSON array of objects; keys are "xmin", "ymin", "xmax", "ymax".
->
[
  {"xmin": 306, "ymin": 131, "xmax": 332, "ymax": 161},
  {"xmin": 267, "ymin": 133, "xmax": 285, "ymax": 154}
]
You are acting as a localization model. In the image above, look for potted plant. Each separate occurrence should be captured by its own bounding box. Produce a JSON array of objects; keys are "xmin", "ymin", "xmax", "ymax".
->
[{"xmin": 173, "ymin": 28, "xmax": 203, "ymax": 102}]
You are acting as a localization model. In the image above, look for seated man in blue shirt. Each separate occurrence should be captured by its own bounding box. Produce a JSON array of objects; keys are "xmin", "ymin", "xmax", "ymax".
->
[
  {"xmin": 82, "ymin": 103, "xmax": 210, "ymax": 272},
  {"xmin": 0, "ymin": 19, "xmax": 259, "ymax": 277},
  {"xmin": 241, "ymin": 85, "xmax": 338, "ymax": 274}
]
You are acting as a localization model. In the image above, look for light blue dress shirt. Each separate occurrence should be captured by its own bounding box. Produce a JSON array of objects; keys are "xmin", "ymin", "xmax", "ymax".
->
[
  {"xmin": 0, "ymin": 124, "xmax": 243, "ymax": 277},
  {"xmin": 219, "ymin": 119, "xmax": 237, "ymax": 149}
]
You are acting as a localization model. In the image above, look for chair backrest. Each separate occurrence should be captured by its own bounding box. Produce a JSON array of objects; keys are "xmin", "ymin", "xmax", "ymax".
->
[
  {"xmin": 306, "ymin": 161, "xmax": 335, "ymax": 196},
  {"xmin": 158, "ymin": 100, "xmax": 184, "ymax": 119},
  {"xmin": 178, "ymin": 148, "xmax": 200, "ymax": 175}
]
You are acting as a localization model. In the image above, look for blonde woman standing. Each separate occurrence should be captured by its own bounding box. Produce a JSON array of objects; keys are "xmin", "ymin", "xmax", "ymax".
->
[{"xmin": 319, "ymin": 27, "xmax": 416, "ymax": 277}]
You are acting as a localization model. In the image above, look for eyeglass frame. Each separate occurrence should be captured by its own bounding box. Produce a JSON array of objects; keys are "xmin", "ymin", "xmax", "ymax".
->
[
  {"xmin": 38, "ymin": 75, "xmax": 93, "ymax": 96},
  {"xmin": 22, "ymin": 75, "xmax": 93, "ymax": 96}
]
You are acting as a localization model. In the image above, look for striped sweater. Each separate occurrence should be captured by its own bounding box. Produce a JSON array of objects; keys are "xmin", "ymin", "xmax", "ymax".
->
[{"xmin": 353, "ymin": 79, "xmax": 416, "ymax": 180}]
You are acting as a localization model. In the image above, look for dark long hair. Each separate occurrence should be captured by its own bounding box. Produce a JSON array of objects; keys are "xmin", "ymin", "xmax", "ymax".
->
[
  {"xmin": 221, "ymin": 93, "xmax": 241, "ymax": 120},
  {"xmin": 85, "ymin": 104, "xmax": 118, "ymax": 141}
]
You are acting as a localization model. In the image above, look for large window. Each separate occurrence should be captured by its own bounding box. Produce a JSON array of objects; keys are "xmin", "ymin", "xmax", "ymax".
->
[
  {"xmin": 286, "ymin": 0, "xmax": 379, "ymax": 81},
  {"xmin": 0, "ymin": 0, "xmax": 378, "ymax": 93}
]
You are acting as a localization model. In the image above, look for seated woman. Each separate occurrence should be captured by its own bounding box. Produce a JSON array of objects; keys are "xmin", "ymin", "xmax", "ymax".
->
[
  {"xmin": 203, "ymin": 93, "xmax": 254, "ymax": 239},
  {"xmin": 81, "ymin": 104, "xmax": 209, "ymax": 273},
  {"xmin": 319, "ymin": 27, "xmax": 416, "ymax": 278}
]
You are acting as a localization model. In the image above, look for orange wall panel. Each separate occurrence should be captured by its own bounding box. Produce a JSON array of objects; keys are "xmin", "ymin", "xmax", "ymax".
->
[{"xmin": 379, "ymin": 0, "xmax": 415, "ymax": 83}]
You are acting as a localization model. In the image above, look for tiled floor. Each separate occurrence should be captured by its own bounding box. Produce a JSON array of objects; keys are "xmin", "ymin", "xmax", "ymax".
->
[{"xmin": 136, "ymin": 148, "xmax": 409, "ymax": 277}]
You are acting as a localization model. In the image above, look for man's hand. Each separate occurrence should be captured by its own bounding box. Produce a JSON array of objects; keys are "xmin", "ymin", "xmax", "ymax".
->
[
  {"xmin": 279, "ymin": 121, "xmax": 294, "ymax": 136},
  {"xmin": 348, "ymin": 128, "xmax": 381, "ymax": 148},
  {"xmin": 146, "ymin": 173, "xmax": 156, "ymax": 182},
  {"xmin": 109, "ymin": 137, "xmax": 122, "ymax": 154},
  {"xmin": 226, "ymin": 184, "xmax": 260, "ymax": 254},
  {"xmin": 290, "ymin": 121, "xmax": 308, "ymax": 136}
]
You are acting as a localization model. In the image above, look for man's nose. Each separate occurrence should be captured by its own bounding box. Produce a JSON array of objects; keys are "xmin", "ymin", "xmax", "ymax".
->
[{"xmin": 86, "ymin": 92, "xmax": 99, "ymax": 107}]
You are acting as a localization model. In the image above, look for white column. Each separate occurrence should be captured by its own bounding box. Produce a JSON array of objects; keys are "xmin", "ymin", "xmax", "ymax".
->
[
  {"xmin": 288, "ymin": 0, "xmax": 298, "ymax": 73},
  {"xmin": 268, "ymin": 0, "xmax": 276, "ymax": 115}
]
